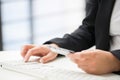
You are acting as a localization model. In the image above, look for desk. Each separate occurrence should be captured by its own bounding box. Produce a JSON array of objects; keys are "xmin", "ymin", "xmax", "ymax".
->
[{"xmin": 0, "ymin": 51, "xmax": 120, "ymax": 80}]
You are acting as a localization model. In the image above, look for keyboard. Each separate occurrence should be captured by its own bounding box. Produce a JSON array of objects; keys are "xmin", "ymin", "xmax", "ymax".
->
[{"xmin": 0, "ymin": 57, "xmax": 114, "ymax": 80}]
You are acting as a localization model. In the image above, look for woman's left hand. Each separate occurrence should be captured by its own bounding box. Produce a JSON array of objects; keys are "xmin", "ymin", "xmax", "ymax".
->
[{"xmin": 68, "ymin": 49, "xmax": 120, "ymax": 75}]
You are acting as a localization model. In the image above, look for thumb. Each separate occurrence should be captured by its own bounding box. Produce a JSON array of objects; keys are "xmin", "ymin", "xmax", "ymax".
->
[
  {"xmin": 67, "ymin": 53, "xmax": 80, "ymax": 64},
  {"xmin": 40, "ymin": 52, "xmax": 57, "ymax": 63},
  {"xmin": 67, "ymin": 53, "xmax": 75, "ymax": 58}
]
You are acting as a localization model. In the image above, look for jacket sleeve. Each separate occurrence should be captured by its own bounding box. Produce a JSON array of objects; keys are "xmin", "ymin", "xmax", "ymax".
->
[
  {"xmin": 44, "ymin": 0, "xmax": 99, "ymax": 52},
  {"xmin": 110, "ymin": 50, "xmax": 120, "ymax": 74},
  {"xmin": 111, "ymin": 50, "xmax": 120, "ymax": 60}
]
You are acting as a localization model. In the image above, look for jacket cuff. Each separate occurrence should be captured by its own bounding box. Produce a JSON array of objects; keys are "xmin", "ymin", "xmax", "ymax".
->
[
  {"xmin": 110, "ymin": 50, "xmax": 120, "ymax": 75},
  {"xmin": 113, "ymin": 71, "xmax": 120, "ymax": 75},
  {"xmin": 43, "ymin": 38, "xmax": 71, "ymax": 49},
  {"xmin": 43, "ymin": 39, "xmax": 65, "ymax": 57},
  {"xmin": 110, "ymin": 50, "xmax": 120, "ymax": 60}
]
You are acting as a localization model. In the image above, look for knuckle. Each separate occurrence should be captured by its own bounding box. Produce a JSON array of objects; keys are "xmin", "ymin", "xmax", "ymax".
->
[
  {"xmin": 40, "ymin": 45, "xmax": 48, "ymax": 50},
  {"xmin": 28, "ymin": 49, "xmax": 35, "ymax": 53},
  {"xmin": 80, "ymin": 53, "xmax": 86, "ymax": 58},
  {"xmin": 22, "ymin": 45, "xmax": 30, "ymax": 49},
  {"xmin": 39, "ymin": 45, "xmax": 44, "ymax": 48},
  {"xmin": 88, "ymin": 52, "xmax": 97, "ymax": 58},
  {"xmin": 52, "ymin": 53, "xmax": 58, "ymax": 56},
  {"xmin": 40, "ymin": 46, "xmax": 50, "ymax": 53}
]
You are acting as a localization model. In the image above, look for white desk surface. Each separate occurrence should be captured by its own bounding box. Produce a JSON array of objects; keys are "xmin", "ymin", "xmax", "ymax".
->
[{"xmin": 0, "ymin": 51, "xmax": 120, "ymax": 80}]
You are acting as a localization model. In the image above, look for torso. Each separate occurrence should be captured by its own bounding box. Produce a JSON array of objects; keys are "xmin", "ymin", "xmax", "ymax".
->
[{"xmin": 110, "ymin": 0, "xmax": 120, "ymax": 50}]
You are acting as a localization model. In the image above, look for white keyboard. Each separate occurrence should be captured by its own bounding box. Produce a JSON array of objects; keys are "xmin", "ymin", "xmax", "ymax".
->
[
  {"xmin": 0, "ymin": 57, "xmax": 114, "ymax": 80},
  {"xmin": 0, "ymin": 58, "xmax": 86, "ymax": 80},
  {"xmin": 46, "ymin": 45, "xmax": 74, "ymax": 56}
]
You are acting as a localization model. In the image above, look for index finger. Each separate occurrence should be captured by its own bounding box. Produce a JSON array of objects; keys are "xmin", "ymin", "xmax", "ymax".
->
[
  {"xmin": 24, "ymin": 46, "xmax": 49, "ymax": 62},
  {"xmin": 67, "ymin": 53, "xmax": 80, "ymax": 63},
  {"xmin": 21, "ymin": 45, "xmax": 35, "ymax": 58},
  {"xmin": 67, "ymin": 52, "xmax": 88, "ymax": 64}
]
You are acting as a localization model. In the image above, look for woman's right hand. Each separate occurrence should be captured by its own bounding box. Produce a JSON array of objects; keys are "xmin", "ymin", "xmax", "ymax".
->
[{"xmin": 21, "ymin": 44, "xmax": 59, "ymax": 63}]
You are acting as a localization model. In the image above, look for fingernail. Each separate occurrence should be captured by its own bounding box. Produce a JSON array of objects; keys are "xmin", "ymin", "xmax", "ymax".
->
[
  {"xmin": 40, "ymin": 59, "xmax": 44, "ymax": 63},
  {"xmin": 24, "ymin": 59, "xmax": 27, "ymax": 62}
]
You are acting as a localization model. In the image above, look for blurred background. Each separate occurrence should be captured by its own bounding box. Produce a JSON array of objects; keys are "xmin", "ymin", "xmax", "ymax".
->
[{"xmin": 0, "ymin": 0, "xmax": 85, "ymax": 51}]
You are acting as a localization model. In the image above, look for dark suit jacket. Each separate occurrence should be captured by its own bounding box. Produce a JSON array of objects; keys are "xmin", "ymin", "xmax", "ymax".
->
[{"xmin": 45, "ymin": 0, "xmax": 120, "ymax": 74}]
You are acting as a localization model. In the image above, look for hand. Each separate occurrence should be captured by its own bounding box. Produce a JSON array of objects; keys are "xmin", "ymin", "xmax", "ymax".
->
[
  {"xmin": 68, "ymin": 49, "xmax": 120, "ymax": 75},
  {"xmin": 21, "ymin": 44, "xmax": 59, "ymax": 63}
]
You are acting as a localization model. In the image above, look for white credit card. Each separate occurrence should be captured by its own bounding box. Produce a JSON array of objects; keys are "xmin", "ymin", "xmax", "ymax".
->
[{"xmin": 47, "ymin": 45, "xmax": 74, "ymax": 56}]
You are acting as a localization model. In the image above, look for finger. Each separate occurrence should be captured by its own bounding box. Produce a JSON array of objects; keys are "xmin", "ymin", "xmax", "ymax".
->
[
  {"xmin": 40, "ymin": 52, "xmax": 57, "ymax": 63},
  {"xmin": 68, "ymin": 53, "xmax": 85, "ymax": 59},
  {"xmin": 68, "ymin": 53, "xmax": 90, "ymax": 65},
  {"xmin": 67, "ymin": 53, "xmax": 78, "ymax": 58},
  {"xmin": 21, "ymin": 44, "xmax": 35, "ymax": 58},
  {"xmin": 24, "ymin": 47, "xmax": 43, "ymax": 62},
  {"xmin": 67, "ymin": 53, "xmax": 81, "ymax": 64}
]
